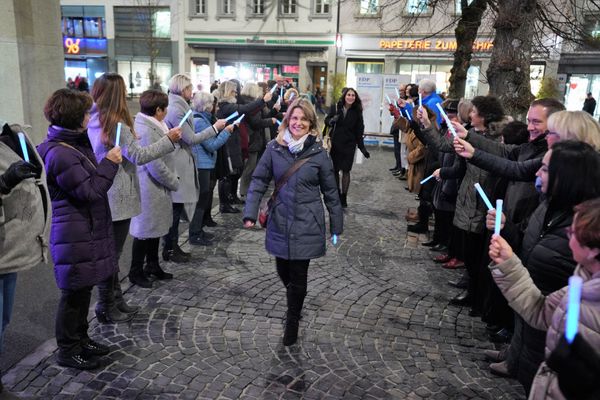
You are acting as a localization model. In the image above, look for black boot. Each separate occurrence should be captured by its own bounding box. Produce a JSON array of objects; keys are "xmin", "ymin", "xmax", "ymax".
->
[
  {"xmin": 283, "ymin": 283, "xmax": 306, "ymax": 346},
  {"xmin": 113, "ymin": 274, "xmax": 140, "ymax": 314},
  {"xmin": 162, "ymin": 240, "xmax": 190, "ymax": 263},
  {"xmin": 145, "ymin": 260, "xmax": 173, "ymax": 280},
  {"xmin": 340, "ymin": 193, "xmax": 348, "ymax": 208},
  {"xmin": 96, "ymin": 274, "xmax": 135, "ymax": 323},
  {"xmin": 128, "ymin": 258, "xmax": 153, "ymax": 288}
]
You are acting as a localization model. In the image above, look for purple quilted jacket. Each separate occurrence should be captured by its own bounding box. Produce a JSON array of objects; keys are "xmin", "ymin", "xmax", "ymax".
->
[{"xmin": 37, "ymin": 126, "xmax": 119, "ymax": 290}]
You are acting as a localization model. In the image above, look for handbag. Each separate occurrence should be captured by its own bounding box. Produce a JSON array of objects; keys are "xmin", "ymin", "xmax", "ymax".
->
[{"xmin": 258, "ymin": 157, "xmax": 311, "ymax": 228}]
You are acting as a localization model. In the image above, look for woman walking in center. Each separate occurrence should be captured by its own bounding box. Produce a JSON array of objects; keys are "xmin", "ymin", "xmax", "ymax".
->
[
  {"xmin": 324, "ymin": 87, "xmax": 370, "ymax": 208},
  {"xmin": 243, "ymin": 99, "xmax": 343, "ymax": 346}
]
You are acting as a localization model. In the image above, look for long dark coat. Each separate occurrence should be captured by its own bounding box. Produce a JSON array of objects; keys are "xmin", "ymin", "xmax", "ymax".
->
[
  {"xmin": 325, "ymin": 104, "xmax": 366, "ymax": 172},
  {"xmin": 37, "ymin": 126, "xmax": 119, "ymax": 290},
  {"xmin": 243, "ymin": 136, "xmax": 343, "ymax": 260}
]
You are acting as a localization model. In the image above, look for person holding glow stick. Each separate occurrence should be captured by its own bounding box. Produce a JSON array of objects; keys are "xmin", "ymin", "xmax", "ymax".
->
[
  {"xmin": 215, "ymin": 80, "xmax": 273, "ymax": 214},
  {"xmin": 243, "ymin": 99, "xmax": 343, "ymax": 346},
  {"xmin": 485, "ymin": 141, "xmax": 600, "ymax": 392},
  {"xmin": 87, "ymin": 73, "xmax": 184, "ymax": 322},
  {"xmin": 0, "ymin": 120, "xmax": 47, "ymax": 386},
  {"xmin": 488, "ymin": 197, "xmax": 600, "ymax": 400},
  {"xmin": 38, "ymin": 89, "xmax": 122, "ymax": 370}
]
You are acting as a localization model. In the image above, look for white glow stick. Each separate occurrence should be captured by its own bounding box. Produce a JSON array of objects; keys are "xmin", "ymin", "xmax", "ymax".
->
[
  {"xmin": 404, "ymin": 109, "xmax": 412, "ymax": 121},
  {"xmin": 289, "ymin": 92, "xmax": 295, "ymax": 101},
  {"xmin": 224, "ymin": 111, "xmax": 239, "ymax": 122},
  {"xmin": 436, "ymin": 103, "xmax": 458, "ymax": 137},
  {"xmin": 232, "ymin": 114, "xmax": 245, "ymax": 125},
  {"xmin": 115, "ymin": 122, "xmax": 122, "ymax": 146},
  {"xmin": 395, "ymin": 88, "xmax": 401, "ymax": 99},
  {"xmin": 420, "ymin": 174, "xmax": 434, "ymax": 185},
  {"xmin": 565, "ymin": 276, "xmax": 583, "ymax": 344},
  {"xmin": 418, "ymin": 93, "xmax": 422, "ymax": 108},
  {"xmin": 280, "ymin": 87, "xmax": 284, "ymax": 99},
  {"xmin": 269, "ymin": 85, "xmax": 277, "ymax": 94},
  {"xmin": 494, "ymin": 199, "xmax": 503, "ymax": 236},
  {"xmin": 385, "ymin": 94, "xmax": 392, "ymax": 104},
  {"xmin": 275, "ymin": 119, "xmax": 282, "ymax": 126},
  {"xmin": 17, "ymin": 132, "xmax": 29, "ymax": 162},
  {"xmin": 474, "ymin": 183, "xmax": 494, "ymax": 211},
  {"xmin": 178, "ymin": 110, "xmax": 193, "ymax": 128},
  {"xmin": 332, "ymin": 234, "xmax": 338, "ymax": 245}
]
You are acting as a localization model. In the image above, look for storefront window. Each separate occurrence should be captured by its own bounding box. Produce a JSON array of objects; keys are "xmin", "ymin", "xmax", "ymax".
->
[
  {"xmin": 346, "ymin": 60, "xmax": 384, "ymax": 88},
  {"xmin": 117, "ymin": 61, "xmax": 172, "ymax": 95},
  {"xmin": 213, "ymin": 62, "xmax": 299, "ymax": 85},
  {"xmin": 190, "ymin": 61, "xmax": 211, "ymax": 93},
  {"xmin": 397, "ymin": 62, "xmax": 479, "ymax": 98},
  {"xmin": 564, "ymin": 75, "xmax": 600, "ymax": 117}
]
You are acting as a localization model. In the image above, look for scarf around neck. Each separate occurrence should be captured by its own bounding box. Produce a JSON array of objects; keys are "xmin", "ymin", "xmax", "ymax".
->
[{"xmin": 283, "ymin": 128, "xmax": 309, "ymax": 154}]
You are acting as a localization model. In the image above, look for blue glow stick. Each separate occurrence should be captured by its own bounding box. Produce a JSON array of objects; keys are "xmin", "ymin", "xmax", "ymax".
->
[
  {"xmin": 115, "ymin": 122, "xmax": 122, "ymax": 147},
  {"xmin": 404, "ymin": 109, "xmax": 412, "ymax": 121},
  {"xmin": 474, "ymin": 183, "xmax": 494, "ymax": 211},
  {"xmin": 17, "ymin": 132, "xmax": 29, "ymax": 162},
  {"xmin": 494, "ymin": 199, "xmax": 503, "ymax": 236},
  {"xmin": 332, "ymin": 234, "xmax": 338, "ymax": 245},
  {"xmin": 224, "ymin": 111, "xmax": 239, "ymax": 122},
  {"xmin": 395, "ymin": 88, "xmax": 401, "ymax": 99},
  {"xmin": 232, "ymin": 113, "xmax": 245, "ymax": 125},
  {"xmin": 418, "ymin": 93, "xmax": 422, "ymax": 108},
  {"xmin": 275, "ymin": 119, "xmax": 282, "ymax": 126},
  {"xmin": 436, "ymin": 103, "xmax": 458, "ymax": 137},
  {"xmin": 269, "ymin": 85, "xmax": 277, "ymax": 94},
  {"xmin": 420, "ymin": 174, "xmax": 434, "ymax": 185},
  {"xmin": 280, "ymin": 87, "xmax": 284, "ymax": 99},
  {"xmin": 385, "ymin": 94, "xmax": 392, "ymax": 104},
  {"xmin": 178, "ymin": 109, "xmax": 193, "ymax": 128},
  {"xmin": 565, "ymin": 275, "xmax": 583, "ymax": 344}
]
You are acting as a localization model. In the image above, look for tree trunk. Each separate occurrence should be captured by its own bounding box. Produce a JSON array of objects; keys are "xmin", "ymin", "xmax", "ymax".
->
[
  {"xmin": 486, "ymin": 0, "xmax": 537, "ymax": 119},
  {"xmin": 448, "ymin": 0, "xmax": 488, "ymax": 99}
]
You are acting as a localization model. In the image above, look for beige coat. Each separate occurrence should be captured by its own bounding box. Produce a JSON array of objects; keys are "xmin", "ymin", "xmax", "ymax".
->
[
  {"xmin": 405, "ymin": 129, "xmax": 427, "ymax": 193},
  {"xmin": 490, "ymin": 255, "xmax": 600, "ymax": 400}
]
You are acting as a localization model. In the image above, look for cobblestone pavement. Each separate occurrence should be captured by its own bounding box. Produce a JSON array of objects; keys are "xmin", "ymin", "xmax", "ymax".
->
[{"xmin": 4, "ymin": 147, "xmax": 525, "ymax": 399}]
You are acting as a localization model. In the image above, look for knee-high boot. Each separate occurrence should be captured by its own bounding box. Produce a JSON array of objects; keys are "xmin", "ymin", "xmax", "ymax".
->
[
  {"xmin": 96, "ymin": 274, "xmax": 134, "ymax": 323},
  {"xmin": 113, "ymin": 273, "xmax": 140, "ymax": 314},
  {"xmin": 283, "ymin": 283, "xmax": 306, "ymax": 346}
]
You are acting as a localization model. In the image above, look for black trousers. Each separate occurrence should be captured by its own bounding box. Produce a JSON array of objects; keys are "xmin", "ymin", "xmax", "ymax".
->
[
  {"xmin": 189, "ymin": 169, "xmax": 212, "ymax": 239},
  {"xmin": 459, "ymin": 229, "xmax": 487, "ymax": 312},
  {"xmin": 112, "ymin": 219, "xmax": 131, "ymax": 259},
  {"xmin": 165, "ymin": 203, "xmax": 185, "ymax": 247},
  {"xmin": 56, "ymin": 286, "xmax": 93, "ymax": 356},
  {"xmin": 131, "ymin": 237, "xmax": 160, "ymax": 266},
  {"xmin": 432, "ymin": 209, "xmax": 454, "ymax": 246},
  {"xmin": 275, "ymin": 258, "xmax": 310, "ymax": 319}
]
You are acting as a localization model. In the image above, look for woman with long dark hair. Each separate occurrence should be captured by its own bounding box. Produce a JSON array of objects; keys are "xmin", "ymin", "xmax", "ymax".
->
[{"xmin": 324, "ymin": 87, "xmax": 370, "ymax": 208}]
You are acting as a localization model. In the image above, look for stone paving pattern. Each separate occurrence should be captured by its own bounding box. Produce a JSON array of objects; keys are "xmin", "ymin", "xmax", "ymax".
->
[{"xmin": 5, "ymin": 147, "xmax": 526, "ymax": 399}]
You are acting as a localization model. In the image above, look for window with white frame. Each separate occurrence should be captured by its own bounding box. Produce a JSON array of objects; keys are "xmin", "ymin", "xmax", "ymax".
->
[
  {"xmin": 250, "ymin": 0, "xmax": 265, "ymax": 14},
  {"xmin": 281, "ymin": 0, "xmax": 297, "ymax": 15},
  {"xmin": 314, "ymin": 0, "xmax": 330, "ymax": 14},
  {"xmin": 406, "ymin": 0, "xmax": 429, "ymax": 14},
  {"xmin": 193, "ymin": 0, "xmax": 206, "ymax": 15},
  {"xmin": 455, "ymin": 0, "xmax": 474, "ymax": 15},
  {"xmin": 221, "ymin": 0, "xmax": 235, "ymax": 16},
  {"xmin": 359, "ymin": 0, "xmax": 378, "ymax": 15}
]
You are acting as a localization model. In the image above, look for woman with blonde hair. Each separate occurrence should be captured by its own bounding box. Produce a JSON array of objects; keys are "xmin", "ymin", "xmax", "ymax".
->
[
  {"xmin": 546, "ymin": 110, "xmax": 600, "ymax": 150},
  {"xmin": 243, "ymin": 98, "xmax": 343, "ymax": 346},
  {"xmin": 163, "ymin": 73, "xmax": 226, "ymax": 261},
  {"xmin": 88, "ymin": 73, "xmax": 182, "ymax": 320}
]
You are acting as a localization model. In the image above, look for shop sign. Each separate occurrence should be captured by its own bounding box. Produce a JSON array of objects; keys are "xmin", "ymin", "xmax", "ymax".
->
[
  {"xmin": 379, "ymin": 39, "xmax": 493, "ymax": 52},
  {"xmin": 63, "ymin": 37, "xmax": 107, "ymax": 56}
]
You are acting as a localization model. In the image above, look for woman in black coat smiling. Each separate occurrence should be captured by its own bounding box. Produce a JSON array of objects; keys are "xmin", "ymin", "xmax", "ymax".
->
[{"xmin": 324, "ymin": 88, "xmax": 370, "ymax": 207}]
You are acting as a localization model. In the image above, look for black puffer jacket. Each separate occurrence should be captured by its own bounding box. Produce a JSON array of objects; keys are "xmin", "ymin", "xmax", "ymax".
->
[
  {"xmin": 238, "ymin": 95, "xmax": 273, "ymax": 153},
  {"xmin": 509, "ymin": 200, "xmax": 575, "ymax": 392}
]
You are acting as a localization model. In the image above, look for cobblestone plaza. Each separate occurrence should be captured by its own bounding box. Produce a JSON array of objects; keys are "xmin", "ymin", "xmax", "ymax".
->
[{"xmin": 3, "ymin": 148, "xmax": 525, "ymax": 399}]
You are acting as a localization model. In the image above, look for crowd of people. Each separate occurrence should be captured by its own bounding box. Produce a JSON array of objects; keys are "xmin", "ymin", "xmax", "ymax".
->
[{"xmin": 2, "ymin": 70, "xmax": 600, "ymax": 399}]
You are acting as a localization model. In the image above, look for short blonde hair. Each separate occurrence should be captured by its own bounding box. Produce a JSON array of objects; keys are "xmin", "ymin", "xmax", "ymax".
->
[
  {"xmin": 240, "ymin": 82, "xmax": 262, "ymax": 99},
  {"xmin": 192, "ymin": 92, "xmax": 214, "ymax": 113},
  {"xmin": 548, "ymin": 110, "xmax": 600, "ymax": 151},
  {"xmin": 168, "ymin": 73, "xmax": 192, "ymax": 95},
  {"xmin": 217, "ymin": 80, "xmax": 238, "ymax": 103},
  {"xmin": 276, "ymin": 98, "xmax": 320, "ymax": 145}
]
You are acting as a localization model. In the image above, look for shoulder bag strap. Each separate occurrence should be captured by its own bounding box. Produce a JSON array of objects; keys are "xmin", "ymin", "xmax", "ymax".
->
[
  {"xmin": 57, "ymin": 142, "xmax": 97, "ymax": 170},
  {"xmin": 268, "ymin": 156, "xmax": 312, "ymax": 204}
]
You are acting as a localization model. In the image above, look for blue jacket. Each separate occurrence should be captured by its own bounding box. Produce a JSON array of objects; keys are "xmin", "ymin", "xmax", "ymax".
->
[
  {"xmin": 401, "ymin": 93, "xmax": 444, "ymax": 126},
  {"xmin": 192, "ymin": 112, "xmax": 231, "ymax": 169},
  {"xmin": 243, "ymin": 136, "xmax": 343, "ymax": 260}
]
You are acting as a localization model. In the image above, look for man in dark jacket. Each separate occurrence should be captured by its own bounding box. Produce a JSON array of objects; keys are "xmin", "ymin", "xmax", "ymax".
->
[{"xmin": 583, "ymin": 92, "xmax": 596, "ymax": 116}]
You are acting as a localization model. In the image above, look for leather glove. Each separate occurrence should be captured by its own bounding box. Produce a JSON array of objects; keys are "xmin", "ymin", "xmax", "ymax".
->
[
  {"xmin": 361, "ymin": 148, "xmax": 370, "ymax": 159},
  {"xmin": 547, "ymin": 334, "xmax": 600, "ymax": 400},
  {"xmin": 0, "ymin": 160, "xmax": 41, "ymax": 194},
  {"xmin": 328, "ymin": 115, "xmax": 339, "ymax": 127},
  {"xmin": 389, "ymin": 104, "xmax": 400, "ymax": 119}
]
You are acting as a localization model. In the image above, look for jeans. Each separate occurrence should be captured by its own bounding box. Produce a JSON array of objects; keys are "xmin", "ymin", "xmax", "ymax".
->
[
  {"xmin": 55, "ymin": 286, "xmax": 93, "ymax": 356},
  {"xmin": 165, "ymin": 203, "xmax": 185, "ymax": 246},
  {"xmin": 0, "ymin": 273, "xmax": 17, "ymax": 353},
  {"xmin": 189, "ymin": 169, "xmax": 212, "ymax": 240}
]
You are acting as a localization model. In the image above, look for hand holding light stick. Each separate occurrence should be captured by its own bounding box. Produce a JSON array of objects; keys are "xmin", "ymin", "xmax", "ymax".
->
[
  {"xmin": 224, "ymin": 111, "xmax": 239, "ymax": 122},
  {"xmin": 232, "ymin": 114, "xmax": 245, "ymax": 125},
  {"xmin": 115, "ymin": 122, "xmax": 122, "ymax": 146},
  {"xmin": 275, "ymin": 119, "xmax": 282, "ymax": 126},
  {"xmin": 474, "ymin": 183, "xmax": 494, "ymax": 211},
  {"xmin": 17, "ymin": 132, "xmax": 29, "ymax": 162},
  {"xmin": 178, "ymin": 110, "xmax": 193, "ymax": 128},
  {"xmin": 565, "ymin": 275, "xmax": 583, "ymax": 344},
  {"xmin": 435, "ymin": 103, "xmax": 458, "ymax": 138},
  {"xmin": 420, "ymin": 174, "xmax": 434, "ymax": 185},
  {"xmin": 418, "ymin": 93, "xmax": 422, "ymax": 109},
  {"xmin": 494, "ymin": 199, "xmax": 503, "ymax": 236}
]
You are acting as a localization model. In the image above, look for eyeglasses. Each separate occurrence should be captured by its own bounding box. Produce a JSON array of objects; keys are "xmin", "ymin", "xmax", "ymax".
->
[
  {"xmin": 546, "ymin": 131, "xmax": 559, "ymax": 137},
  {"xmin": 565, "ymin": 226, "xmax": 575, "ymax": 240}
]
